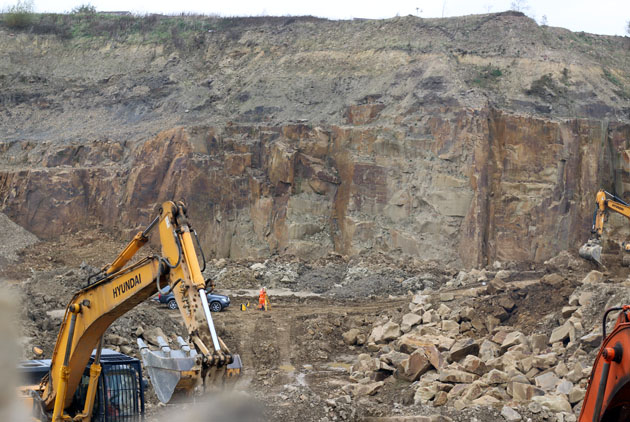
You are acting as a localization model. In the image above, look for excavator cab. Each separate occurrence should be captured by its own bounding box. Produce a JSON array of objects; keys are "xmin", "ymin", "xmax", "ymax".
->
[
  {"xmin": 19, "ymin": 349, "xmax": 146, "ymax": 422},
  {"xmin": 72, "ymin": 351, "xmax": 145, "ymax": 422},
  {"xmin": 580, "ymin": 307, "xmax": 630, "ymax": 421}
]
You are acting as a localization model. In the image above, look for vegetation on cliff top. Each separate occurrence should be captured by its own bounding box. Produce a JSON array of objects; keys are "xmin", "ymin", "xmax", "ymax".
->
[
  {"xmin": 0, "ymin": 4, "xmax": 325, "ymax": 46},
  {"xmin": 2, "ymin": 11, "xmax": 213, "ymax": 44}
]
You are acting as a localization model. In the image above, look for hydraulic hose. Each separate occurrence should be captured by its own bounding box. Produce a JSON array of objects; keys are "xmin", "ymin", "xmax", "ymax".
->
[
  {"xmin": 602, "ymin": 307, "xmax": 624, "ymax": 339},
  {"xmin": 160, "ymin": 230, "xmax": 182, "ymax": 270},
  {"xmin": 593, "ymin": 361, "xmax": 610, "ymax": 422},
  {"xmin": 192, "ymin": 229, "xmax": 206, "ymax": 273},
  {"xmin": 142, "ymin": 215, "xmax": 160, "ymax": 237}
]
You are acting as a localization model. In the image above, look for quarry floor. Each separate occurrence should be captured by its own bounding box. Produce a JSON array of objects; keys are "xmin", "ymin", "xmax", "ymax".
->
[
  {"xmin": 147, "ymin": 295, "xmax": 411, "ymax": 421},
  {"xmin": 5, "ymin": 228, "xmax": 626, "ymax": 421}
]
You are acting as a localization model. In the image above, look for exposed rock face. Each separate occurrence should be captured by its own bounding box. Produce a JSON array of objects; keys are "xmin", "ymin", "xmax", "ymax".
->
[
  {"xmin": 1, "ymin": 13, "xmax": 629, "ymax": 266},
  {"xmin": 2, "ymin": 117, "xmax": 627, "ymax": 266}
]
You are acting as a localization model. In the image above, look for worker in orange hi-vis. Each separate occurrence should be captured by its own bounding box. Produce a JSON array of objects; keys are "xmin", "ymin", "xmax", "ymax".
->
[{"xmin": 258, "ymin": 286, "xmax": 270, "ymax": 311}]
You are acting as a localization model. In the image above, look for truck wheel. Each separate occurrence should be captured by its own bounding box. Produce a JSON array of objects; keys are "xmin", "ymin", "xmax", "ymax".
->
[
  {"xmin": 167, "ymin": 299, "xmax": 178, "ymax": 310},
  {"xmin": 209, "ymin": 301, "xmax": 222, "ymax": 312}
]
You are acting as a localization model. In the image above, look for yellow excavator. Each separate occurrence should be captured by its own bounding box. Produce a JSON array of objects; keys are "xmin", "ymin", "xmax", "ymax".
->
[
  {"xmin": 580, "ymin": 190, "xmax": 630, "ymax": 266},
  {"xmin": 19, "ymin": 200, "xmax": 241, "ymax": 421}
]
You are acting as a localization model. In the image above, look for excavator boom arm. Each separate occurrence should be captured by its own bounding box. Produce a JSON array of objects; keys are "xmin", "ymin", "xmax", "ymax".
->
[
  {"xmin": 592, "ymin": 190, "xmax": 630, "ymax": 236},
  {"xmin": 43, "ymin": 257, "xmax": 162, "ymax": 410}
]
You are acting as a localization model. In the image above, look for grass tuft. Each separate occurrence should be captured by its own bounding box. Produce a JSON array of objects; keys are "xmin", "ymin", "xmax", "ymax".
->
[{"xmin": 3, "ymin": 0, "xmax": 34, "ymax": 30}]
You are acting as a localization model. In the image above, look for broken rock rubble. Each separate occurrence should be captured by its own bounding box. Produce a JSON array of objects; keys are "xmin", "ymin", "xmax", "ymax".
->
[{"xmin": 340, "ymin": 270, "xmax": 612, "ymax": 420}]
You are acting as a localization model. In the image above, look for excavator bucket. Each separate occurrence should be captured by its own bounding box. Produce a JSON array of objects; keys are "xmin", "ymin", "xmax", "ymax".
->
[
  {"xmin": 137, "ymin": 336, "xmax": 199, "ymax": 403},
  {"xmin": 579, "ymin": 239, "xmax": 603, "ymax": 265}
]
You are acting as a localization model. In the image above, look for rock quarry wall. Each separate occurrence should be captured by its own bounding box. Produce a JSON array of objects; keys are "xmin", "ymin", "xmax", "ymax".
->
[
  {"xmin": 1, "ymin": 12, "xmax": 630, "ymax": 267},
  {"xmin": 1, "ymin": 111, "xmax": 629, "ymax": 267}
]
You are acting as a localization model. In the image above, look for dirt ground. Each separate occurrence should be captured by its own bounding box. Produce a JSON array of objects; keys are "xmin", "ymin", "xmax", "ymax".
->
[
  {"xmin": 3, "ymin": 225, "xmax": 604, "ymax": 422},
  {"xmin": 2, "ymin": 229, "xmax": 419, "ymax": 421},
  {"xmin": 160, "ymin": 295, "xmax": 409, "ymax": 421}
]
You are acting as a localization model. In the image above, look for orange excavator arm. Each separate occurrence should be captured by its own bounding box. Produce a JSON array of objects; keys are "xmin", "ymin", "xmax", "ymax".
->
[{"xmin": 31, "ymin": 201, "xmax": 240, "ymax": 422}]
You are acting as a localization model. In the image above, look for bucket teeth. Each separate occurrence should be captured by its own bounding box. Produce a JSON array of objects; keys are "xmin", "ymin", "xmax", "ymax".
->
[
  {"xmin": 137, "ymin": 337, "xmax": 199, "ymax": 403},
  {"xmin": 176, "ymin": 336, "xmax": 197, "ymax": 357}
]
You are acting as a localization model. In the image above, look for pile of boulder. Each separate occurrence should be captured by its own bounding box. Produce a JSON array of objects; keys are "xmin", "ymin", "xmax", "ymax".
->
[{"xmin": 340, "ymin": 269, "xmax": 617, "ymax": 421}]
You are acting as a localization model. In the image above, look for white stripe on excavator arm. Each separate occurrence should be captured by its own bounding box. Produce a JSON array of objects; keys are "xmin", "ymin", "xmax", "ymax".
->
[{"xmin": 198, "ymin": 289, "xmax": 221, "ymax": 352}]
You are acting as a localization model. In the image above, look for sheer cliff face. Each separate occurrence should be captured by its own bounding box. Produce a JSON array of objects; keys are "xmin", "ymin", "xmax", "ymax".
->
[{"xmin": 1, "ymin": 13, "xmax": 629, "ymax": 267}]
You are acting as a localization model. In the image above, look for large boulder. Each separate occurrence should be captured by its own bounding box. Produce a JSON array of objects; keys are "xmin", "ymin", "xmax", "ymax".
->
[
  {"xmin": 548, "ymin": 321, "xmax": 575, "ymax": 344},
  {"xmin": 397, "ymin": 350, "xmax": 432, "ymax": 382},
  {"xmin": 531, "ymin": 394, "xmax": 572, "ymax": 413},
  {"xmin": 353, "ymin": 354, "xmax": 381, "ymax": 372},
  {"xmin": 481, "ymin": 369, "xmax": 509, "ymax": 385},
  {"xmin": 529, "ymin": 333, "xmax": 548, "ymax": 353},
  {"xmin": 449, "ymin": 338, "xmax": 479, "ymax": 362},
  {"xmin": 511, "ymin": 382, "xmax": 544, "ymax": 401},
  {"xmin": 421, "ymin": 345, "xmax": 445, "ymax": 371},
  {"xmin": 380, "ymin": 350, "xmax": 409, "ymax": 367},
  {"xmin": 401, "ymin": 313, "xmax": 422, "ymax": 333},
  {"xmin": 439, "ymin": 369, "xmax": 479, "ymax": 383},
  {"xmin": 461, "ymin": 355, "xmax": 487, "ymax": 376},
  {"xmin": 143, "ymin": 327, "xmax": 168, "ymax": 346},
  {"xmin": 343, "ymin": 381, "xmax": 384, "ymax": 397},
  {"xmin": 397, "ymin": 333, "xmax": 455, "ymax": 354},
  {"xmin": 580, "ymin": 330, "xmax": 603, "ymax": 348},
  {"xmin": 414, "ymin": 380, "xmax": 439, "ymax": 404},
  {"xmin": 461, "ymin": 381, "xmax": 486, "ymax": 402},
  {"xmin": 370, "ymin": 321, "xmax": 401, "ymax": 344},
  {"xmin": 534, "ymin": 372, "xmax": 560, "ymax": 391},
  {"xmin": 569, "ymin": 386, "xmax": 586, "ymax": 404},
  {"xmin": 532, "ymin": 353, "xmax": 558, "ymax": 370},
  {"xmin": 342, "ymin": 328, "xmax": 361, "ymax": 345},
  {"xmin": 581, "ymin": 270, "xmax": 604, "ymax": 284},
  {"xmin": 479, "ymin": 339, "xmax": 500, "ymax": 361},
  {"xmin": 501, "ymin": 331, "xmax": 528, "ymax": 352}
]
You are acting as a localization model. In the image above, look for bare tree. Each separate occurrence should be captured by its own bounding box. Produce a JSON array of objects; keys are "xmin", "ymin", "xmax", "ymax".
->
[
  {"xmin": 540, "ymin": 15, "xmax": 548, "ymax": 26},
  {"xmin": 627, "ymin": 20, "xmax": 630, "ymax": 35},
  {"xmin": 510, "ymin": 0, "xmax": 530, "ymax": 12}
]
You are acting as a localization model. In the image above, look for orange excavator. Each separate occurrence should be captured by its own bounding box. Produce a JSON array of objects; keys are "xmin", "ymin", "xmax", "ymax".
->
[
  {"xmin": 579, "ymin": 190, "xmax": 630, "ymax": 266},
  {"xmin": 579, "ymin": 306, "xmax": 630, "ymax": 421},
  {"xmin": 579, "ymin": 190, "xmax": 630, "ymax": 421}
]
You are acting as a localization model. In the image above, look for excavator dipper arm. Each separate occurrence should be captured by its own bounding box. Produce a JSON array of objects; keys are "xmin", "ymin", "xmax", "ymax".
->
[{"xmin": 35, "ymin": 201, "xmax": 239, "ymax": 422}]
